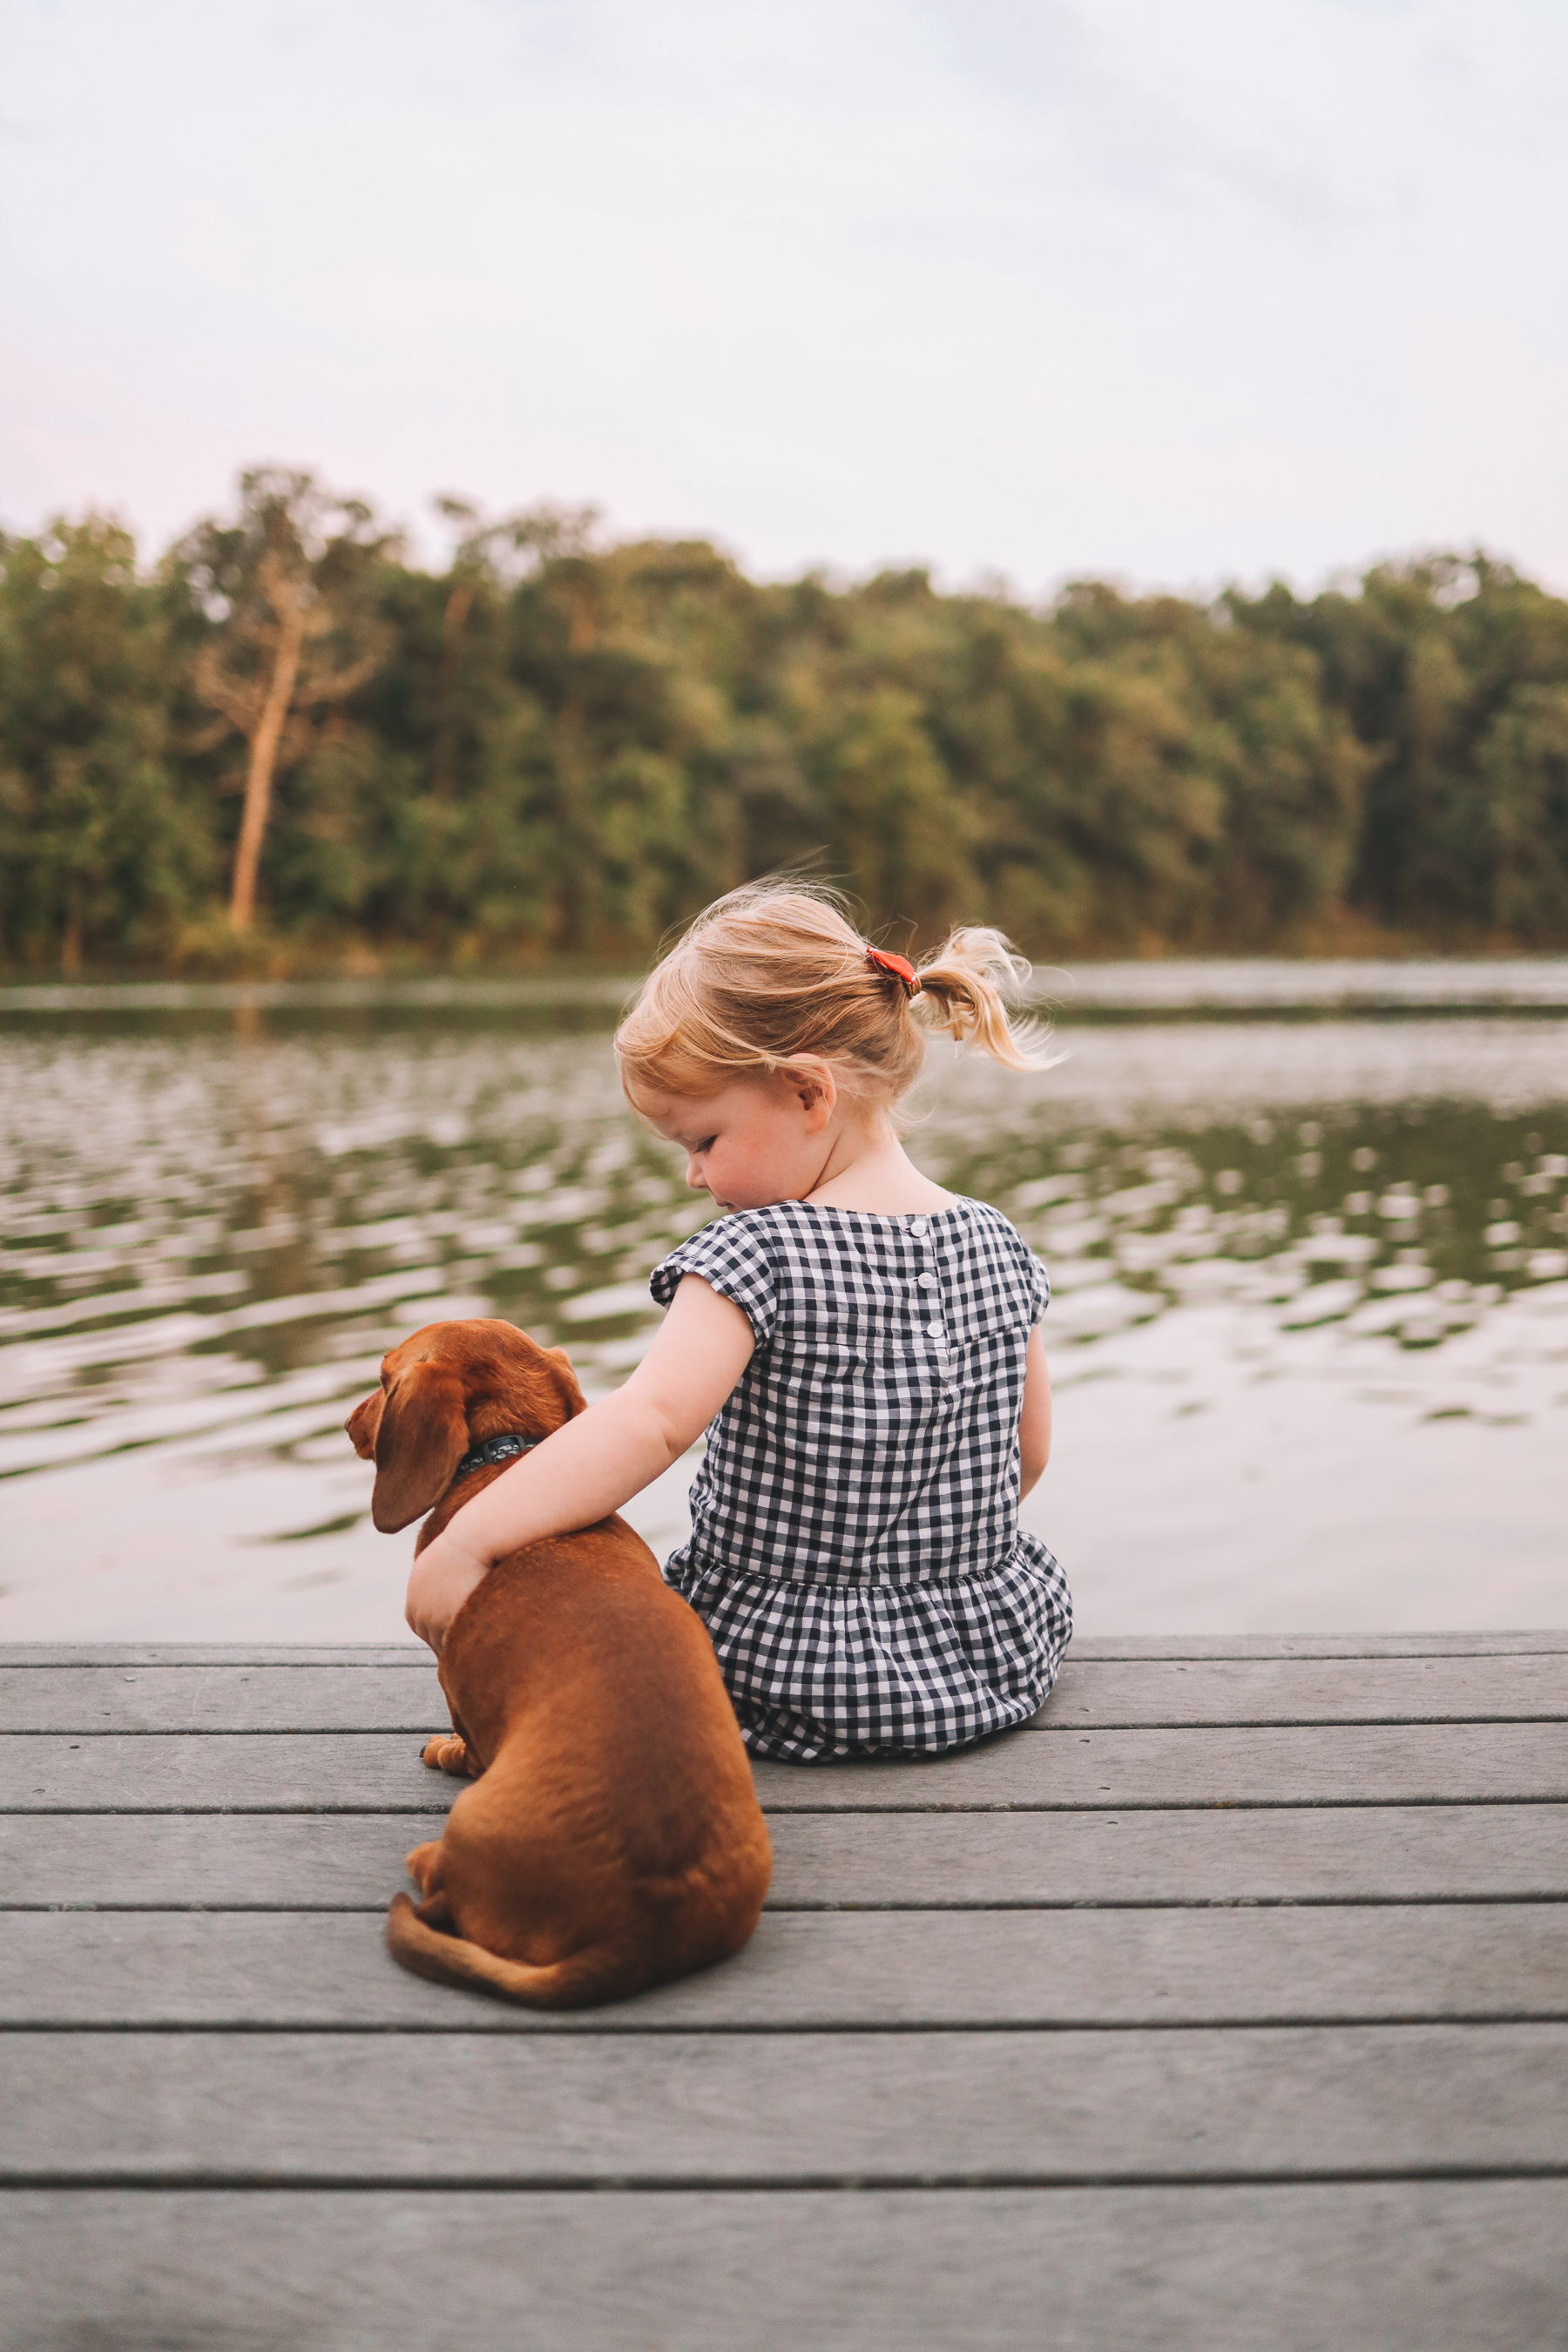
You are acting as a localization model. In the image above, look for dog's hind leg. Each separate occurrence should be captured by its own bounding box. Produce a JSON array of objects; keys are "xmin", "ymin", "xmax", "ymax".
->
[
  {"xmin": 403, "ymin": 1839, "xmax": 444, "ymax": 1896},
  {"xmin": 421, "ymin": 1733, "xmax": 475, "ymax": 1775}
]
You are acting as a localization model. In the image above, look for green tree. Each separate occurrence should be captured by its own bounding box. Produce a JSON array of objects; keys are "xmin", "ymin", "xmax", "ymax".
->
[
  {"xmin": 180, "ymin": 470, "xmax": 394, "ymax": 929},
  {"xmin": 1242, "ymin": 555, "xmax": 1568, "ymax": 937},
  {"xmin": 0, "ymin": 517, "xmax": 209, "ymax": 971},
  {"xmin": 1477, "ymin": 684, "xmax": 1568, "ymax": 939}
]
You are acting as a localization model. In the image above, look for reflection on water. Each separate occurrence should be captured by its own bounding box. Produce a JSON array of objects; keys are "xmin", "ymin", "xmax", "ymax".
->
[{"xmin": 2, "ymin": 1004, "xmax": 1565, "ymax": 1638}]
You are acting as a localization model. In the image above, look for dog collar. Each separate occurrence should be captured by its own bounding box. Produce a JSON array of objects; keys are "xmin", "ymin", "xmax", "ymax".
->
[{"xmin": 452, "ymin": 1432, "xmax": 543, "ymax": 1482}]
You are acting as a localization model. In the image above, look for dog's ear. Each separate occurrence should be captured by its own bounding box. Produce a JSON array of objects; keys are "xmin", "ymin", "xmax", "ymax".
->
[
  {"xmin": 370, "ymin": 1363, "xmax": 470, "ymax": 1532},
  {"xmin": 345, "ymin": 1389, "xmax": 384, "ymax": 1461}
]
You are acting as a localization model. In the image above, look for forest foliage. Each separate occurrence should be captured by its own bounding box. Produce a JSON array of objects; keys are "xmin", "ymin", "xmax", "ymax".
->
[{"xmin": 3, "ymin": 468, "xmax": 1567, "ymax": 974}]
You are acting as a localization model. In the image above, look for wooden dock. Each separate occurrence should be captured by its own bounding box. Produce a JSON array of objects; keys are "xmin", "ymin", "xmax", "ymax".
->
[{"xmin": 3, "ymin": 1632, "xmax": 1567, "ymax": 2349}]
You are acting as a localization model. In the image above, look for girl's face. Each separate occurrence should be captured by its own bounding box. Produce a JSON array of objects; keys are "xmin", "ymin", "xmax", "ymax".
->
[{"xmin": 632, "ymin": 1072, "xmax": 835, "ymax": 1212}]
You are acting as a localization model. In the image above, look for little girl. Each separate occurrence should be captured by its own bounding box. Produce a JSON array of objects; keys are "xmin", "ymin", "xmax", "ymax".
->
[{"xmin": 406, "ymin": 883, "xmax": 1071, "ymax": 1761}]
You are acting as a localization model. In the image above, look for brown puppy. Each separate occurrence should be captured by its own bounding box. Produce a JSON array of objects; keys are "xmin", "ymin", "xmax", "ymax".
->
[{"xmin": 346, "ymin": 1317, "xmax": 772, "ymax": 2008}]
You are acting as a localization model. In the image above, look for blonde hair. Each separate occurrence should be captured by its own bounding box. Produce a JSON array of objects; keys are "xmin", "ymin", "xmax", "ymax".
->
[{"xmin": 614, "ymin": 881, "xmax": 1049, "ymax": 1111}]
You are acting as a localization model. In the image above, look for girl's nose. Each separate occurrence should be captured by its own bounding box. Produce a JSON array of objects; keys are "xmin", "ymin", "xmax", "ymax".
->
[{"xmin": 686, "ymin": 1156, "xmax": 708, "ymax": 1191}]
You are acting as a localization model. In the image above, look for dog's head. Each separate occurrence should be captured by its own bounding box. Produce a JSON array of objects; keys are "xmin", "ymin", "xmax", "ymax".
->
[{"xmin": 346, "ymin": 1319, "xmax": 587, "ymax": 1532}]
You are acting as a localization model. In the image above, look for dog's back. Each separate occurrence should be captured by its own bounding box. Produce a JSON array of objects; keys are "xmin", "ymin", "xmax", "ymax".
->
[{"xmin": 389, "ymin": 1519, "xmax": 773, "ymax": 2008}]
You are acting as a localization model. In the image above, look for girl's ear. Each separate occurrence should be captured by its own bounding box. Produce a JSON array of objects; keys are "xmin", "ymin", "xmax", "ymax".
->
[{"xmin": 784, "ymin": 1058, "xmax": 837, "ymax": 1128}]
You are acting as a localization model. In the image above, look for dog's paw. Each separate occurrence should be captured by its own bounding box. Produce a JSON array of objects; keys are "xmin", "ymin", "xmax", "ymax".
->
[
  {"xmin": 422, "ymin": 1733, "xmax": 472, "ymax": 1776},
  {"xmin": 403, "ymin": 1838, "xmax": 442, "ymax": 1891}
]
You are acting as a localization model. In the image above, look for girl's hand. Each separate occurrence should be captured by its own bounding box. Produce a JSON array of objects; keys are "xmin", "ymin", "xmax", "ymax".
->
[{"xmin": 405, "ymin": 1529, "xmax": 490, "ymax": 1656}]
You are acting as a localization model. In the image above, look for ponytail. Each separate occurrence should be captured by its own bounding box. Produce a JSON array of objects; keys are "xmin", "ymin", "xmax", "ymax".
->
[{"xmin": 912, "ymin": 927, "xmax": 1050, "ymax": 1071}]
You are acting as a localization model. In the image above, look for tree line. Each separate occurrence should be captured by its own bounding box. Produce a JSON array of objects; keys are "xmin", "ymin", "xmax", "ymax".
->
[{"xmin": 3, "ymin": 466, "xmax": 1567, "ymax": 974}]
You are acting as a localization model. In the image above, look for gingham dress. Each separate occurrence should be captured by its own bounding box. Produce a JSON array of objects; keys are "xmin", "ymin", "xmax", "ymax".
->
[{"xmin": 649, "ymin": 1198, "xmax": 1071, "ymax": 1762}]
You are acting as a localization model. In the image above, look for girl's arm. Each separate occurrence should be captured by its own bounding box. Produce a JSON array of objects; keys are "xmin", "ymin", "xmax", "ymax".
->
[
  {"xmin": 1019, "ymin": 1326, "xmax": 1051, "ymax": 1496},
  {"xmin": 404, "ymin": 1275, "xmax": 755, "ymax": 1651}
]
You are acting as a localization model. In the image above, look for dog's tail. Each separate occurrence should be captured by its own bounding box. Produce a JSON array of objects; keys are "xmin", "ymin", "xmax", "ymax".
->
[{"xmin": 386, "ymin": 1892, "xmax": 620, "ymax": 2010}]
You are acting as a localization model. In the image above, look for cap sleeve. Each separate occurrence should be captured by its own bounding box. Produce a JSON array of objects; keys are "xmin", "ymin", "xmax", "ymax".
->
[
  {"xmin": 1029, "ymin": 1251, "xmax": 1051, "ymax": 1325},
  {"xmin": 649, "ymin": 1215, "xmax": 779, "ymax": 1343}
]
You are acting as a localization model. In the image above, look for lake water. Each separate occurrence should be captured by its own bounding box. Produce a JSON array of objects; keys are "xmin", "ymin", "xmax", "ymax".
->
[{"xmin": 3, "ymin": 985, "xmax": 1565, "ymax": 1639}]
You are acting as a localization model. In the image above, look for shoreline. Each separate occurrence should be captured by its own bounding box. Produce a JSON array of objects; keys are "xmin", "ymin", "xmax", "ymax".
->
[{"xmin": 5, "ymin": 956, "xmax": 1568, "ymax": 1020}]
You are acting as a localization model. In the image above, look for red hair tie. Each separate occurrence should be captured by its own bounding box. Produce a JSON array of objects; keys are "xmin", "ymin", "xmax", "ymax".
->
[{"xmin": 865, "ymin": 944, "xmax": 921, "ymax": 998}]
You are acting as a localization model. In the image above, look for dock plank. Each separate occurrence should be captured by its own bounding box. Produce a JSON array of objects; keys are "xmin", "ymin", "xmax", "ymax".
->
[
  {"xmin": 6, "ymin": 1804, "xmax": 1567, "ymax": 1909},
  {"xmin": 0, "ymin": 1731, "xmax": 452, "ymax": 1815},
  {"xmin": 0, "ymin": 1645, "xmax": 429, "ymax": 1667},
  {"xmin": 4, "ymin": 1904, "xmax": 1566, "ymax": 2031},
  {"xmin": 5, "ymin": 2182, "xmax": 1565, "ymax": 2352},
  {"xmin": 8, "ymin": 1722, "xmax": 1568, "ymax": 1813},
  {"xmin": 1029, "ymin": 1656, "xmax": 1568, "ymax": 1727},
  {"xmin": 0, "ymin": 1664, "xmax": 442, "ymax": 1734},
  {"xmin": 10, "ymin": 2024, "xmax": 1568, "ymax": 2184},
  {"xmin": 6, "ymin": 1653, "xmax": 1568, "ymax": 1734},
  {"xmin": 1049, "ymin": 1633, "xmax": 1568, "ymax": 1659},
  {"xmin": 9, "ymin": 1632, "xmax": 1568, "ymax": 1663}
]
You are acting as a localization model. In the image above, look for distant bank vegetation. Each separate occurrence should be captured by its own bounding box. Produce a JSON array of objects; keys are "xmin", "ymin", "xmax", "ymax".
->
[{"xmin": 3, "ymin": 467, "xmax": 1567, "ymax": 975}]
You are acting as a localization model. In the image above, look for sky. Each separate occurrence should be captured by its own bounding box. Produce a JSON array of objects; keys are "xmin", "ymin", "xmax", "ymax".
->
[{"xmin": 3, "ymin": 0, "xmax": 1566, "ymax": 596}]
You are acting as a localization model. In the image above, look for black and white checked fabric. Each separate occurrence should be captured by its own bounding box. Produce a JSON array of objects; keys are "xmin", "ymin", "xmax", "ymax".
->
[{"xmin": 649, "ymin": 1199, "xmax": 1071, "ymax": 1762}]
